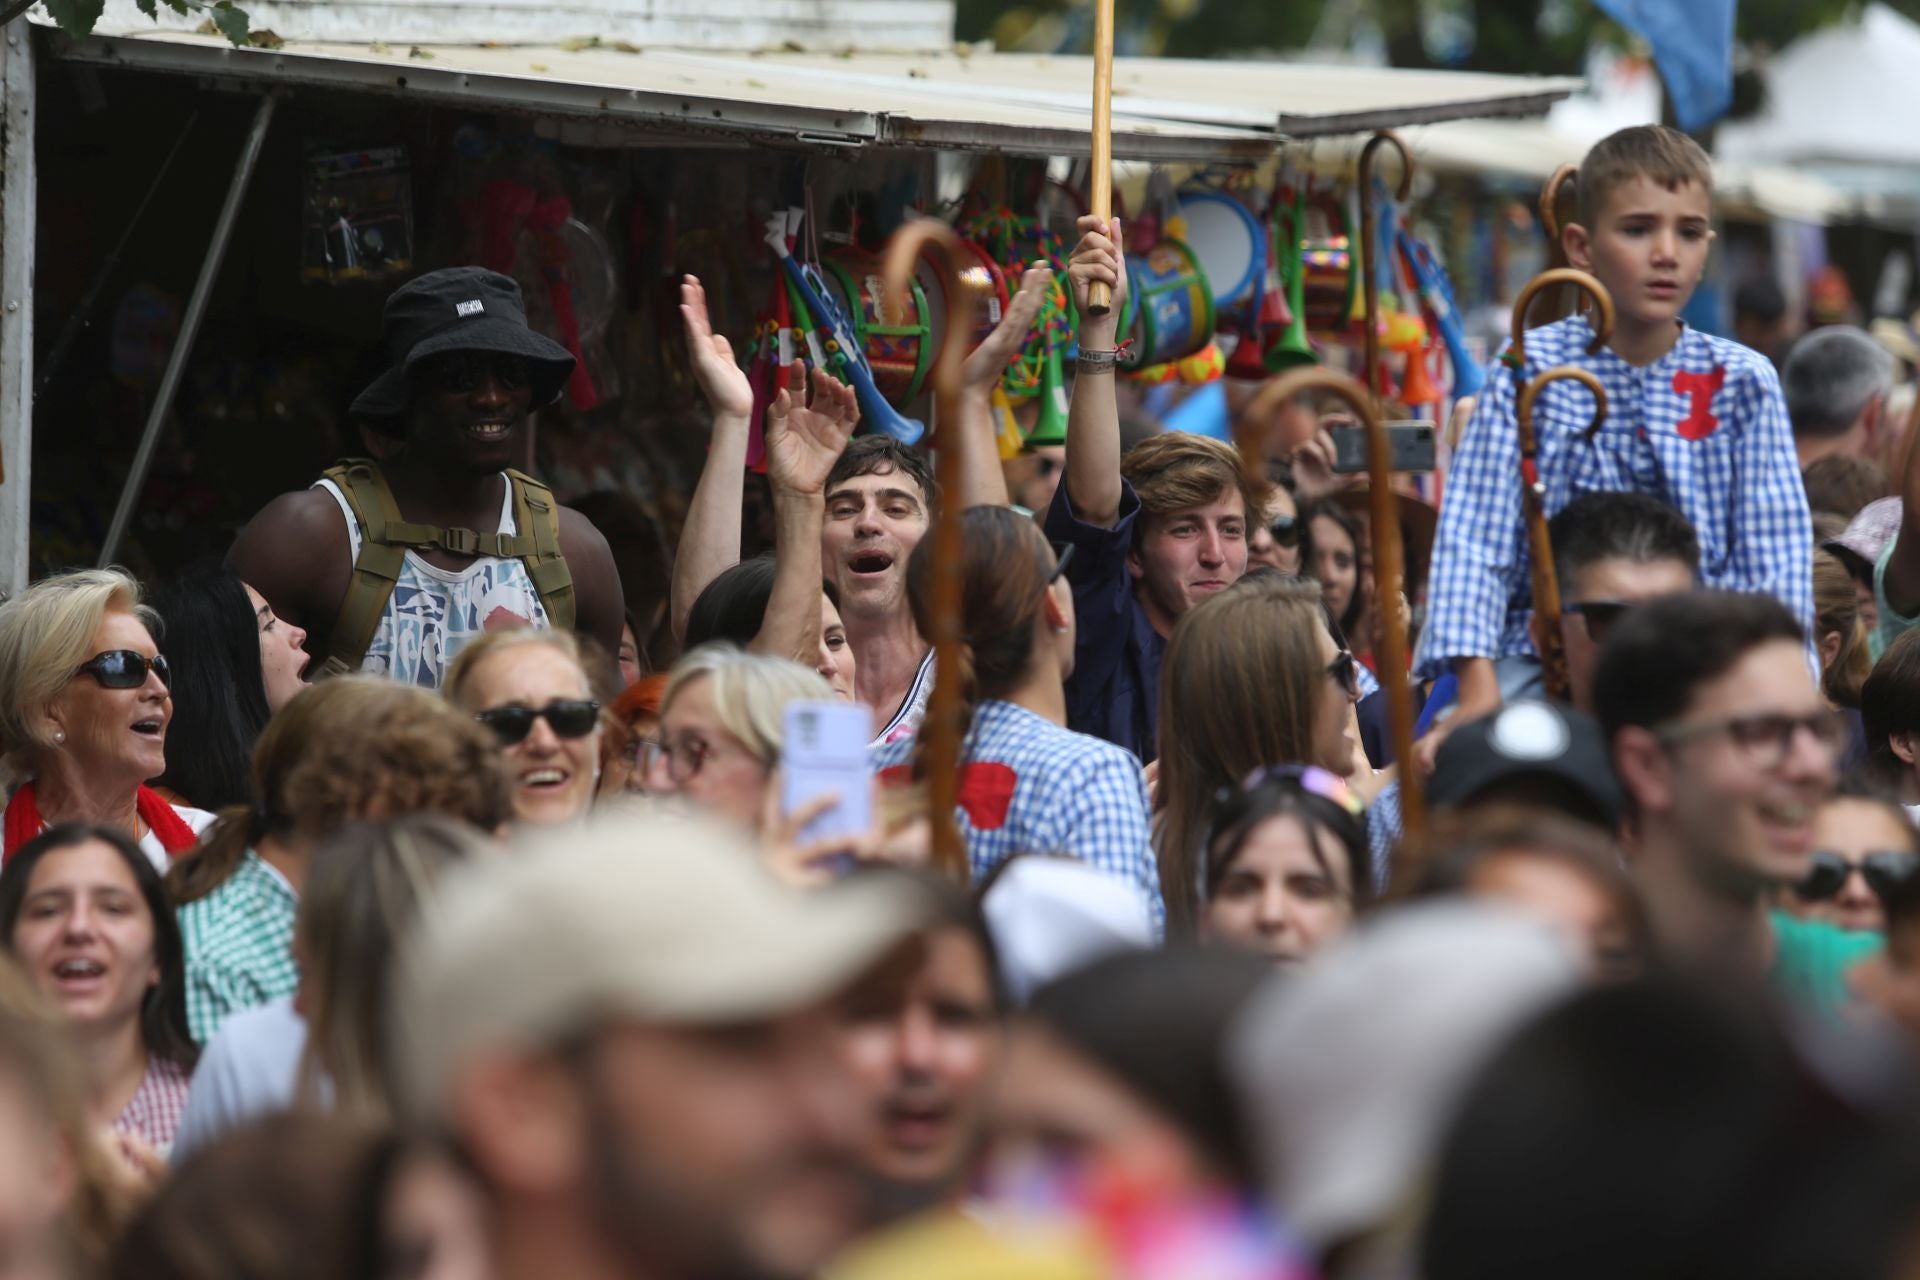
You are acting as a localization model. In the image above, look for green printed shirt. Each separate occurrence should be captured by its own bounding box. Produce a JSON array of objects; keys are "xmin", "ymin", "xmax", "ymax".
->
[{"xmin": 176, "ymin": 850, "xmax": 299, "ymax": 1045}]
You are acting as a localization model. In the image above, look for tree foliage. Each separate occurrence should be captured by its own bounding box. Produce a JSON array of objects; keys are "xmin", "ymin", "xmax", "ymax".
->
[{"xmin": 2, "ymin": 0, "xmax": 250, "ymax": 47}]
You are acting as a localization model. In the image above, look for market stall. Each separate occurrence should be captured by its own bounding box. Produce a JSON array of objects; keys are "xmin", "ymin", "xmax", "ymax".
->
[{"xmin": 1, "ymin": 18, "xmax": 1579, "ymax": 601}]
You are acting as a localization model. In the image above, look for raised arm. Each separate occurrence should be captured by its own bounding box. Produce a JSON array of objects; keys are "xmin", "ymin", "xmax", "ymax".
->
[
  {"xmin": 950, "ymin": 267, "xmax": 1053, "ymax": 511},
  {"xmin": 754, "ymin": 363, "xmax": 858, "ymax": 666},
  {"xmin": 669, "ymin": 274, "xmax": 757, "ymax": 644},
  {"xmin": 1061, "ymin": 215, "xmax": 1132, "ymax": 529}
]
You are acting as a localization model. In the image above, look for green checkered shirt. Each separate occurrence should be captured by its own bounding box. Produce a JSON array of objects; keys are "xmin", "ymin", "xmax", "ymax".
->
[{"xmin": 176, "ymin": 850, "xmax": 299, "ymax": 1045}]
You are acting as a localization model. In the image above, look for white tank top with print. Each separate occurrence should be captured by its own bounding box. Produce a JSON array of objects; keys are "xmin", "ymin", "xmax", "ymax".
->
[{"xmin": 314, "ymin": 475, "xmax": 550, "ymax": 690}]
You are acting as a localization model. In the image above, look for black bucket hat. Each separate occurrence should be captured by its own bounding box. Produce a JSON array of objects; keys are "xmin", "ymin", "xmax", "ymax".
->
[{"xmin": 351, "ymin": 267, "xmax": 576, "ymax": 419}]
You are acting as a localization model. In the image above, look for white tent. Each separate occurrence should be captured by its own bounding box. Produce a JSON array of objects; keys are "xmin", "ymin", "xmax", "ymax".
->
[{"xmin": 1717, "ymin": 3, "xmax": 1920, "ymax": 206}]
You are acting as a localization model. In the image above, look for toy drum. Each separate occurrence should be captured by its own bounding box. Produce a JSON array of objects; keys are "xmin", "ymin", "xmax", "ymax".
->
[
  {"xmin": 1293, "ymin": 194, "xmax": 1357, "ymax": 333},
  {"xmin": 825, "ymin": 254, "xmax": 936, "ymax": 408},
  {"xmin": 917, "ymin": 237, "xmax": 1010, "ymax": 383},
  {"xmin": 1122, "ymin": 239, "xmax": 1215, "ymax": 371},
  {"xmin": 1176, "ymin": 191, "xmax": 1266, "ymax": 333}
]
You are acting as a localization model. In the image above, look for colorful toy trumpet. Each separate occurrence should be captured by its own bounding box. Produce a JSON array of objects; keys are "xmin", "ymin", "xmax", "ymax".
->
[{"xmin": 1358, "ymin": 130, "xmax": 1413, "ymax": 407}]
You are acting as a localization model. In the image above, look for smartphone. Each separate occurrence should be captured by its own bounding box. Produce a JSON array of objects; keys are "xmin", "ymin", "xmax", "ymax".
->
[
  {"xmin": 781, "ymin": 701, "xmax": 874, "ymax": 847},
  {"xmin": 1331, "ymin": 422, "xmax": 1437, "ymax": 474}
]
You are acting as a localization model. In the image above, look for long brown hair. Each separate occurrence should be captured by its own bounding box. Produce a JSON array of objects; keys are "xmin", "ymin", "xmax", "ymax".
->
[
  {"xmin": 1157, "ymin": 574, "xmax": 1331, "ymax": 934},
  {"xmin": 1813, "ymin": 548, "xmax": 1870, "ymax": 709},
  {"xmin": 905, "ymin": 505, "xmax": 1058, "ymax": 761}
]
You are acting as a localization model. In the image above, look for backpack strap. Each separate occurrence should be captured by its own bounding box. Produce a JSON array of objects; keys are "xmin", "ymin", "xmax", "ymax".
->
[
  {"xmin": 319, "ymin": 459, "xmax": 410, "ymax": 677},
  {"xmin": 506, "ymin": 469, "xmax": 577, "ymax": 633}
]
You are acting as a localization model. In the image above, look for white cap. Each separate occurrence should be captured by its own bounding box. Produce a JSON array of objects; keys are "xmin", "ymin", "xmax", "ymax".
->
[
  {"xmin": 1225, "ymin": 900, "xmax": 1582, "ymax": 1248},
  {"xmin": 980, "ymin": 857, "xmax": 1156, "ymax": 1006},
  {"xmin": 392, "ymin": 810, "xmax": 930, "ymax": 1121}
]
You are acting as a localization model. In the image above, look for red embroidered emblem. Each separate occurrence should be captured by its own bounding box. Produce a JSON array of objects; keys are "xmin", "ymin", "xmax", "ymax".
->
[
  {"xmin": 1671, "ymin": 367, "xmax": 1726, "ymax": 441},
  {"xmin": 878, "ymin": 762, "xmax": 1018, "ymax": 830}
]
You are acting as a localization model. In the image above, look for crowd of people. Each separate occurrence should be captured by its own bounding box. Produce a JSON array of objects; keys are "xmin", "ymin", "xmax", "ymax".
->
[{"xmin": 11, "ymin": 122, "xmax": 1920, "ymax": 1279}]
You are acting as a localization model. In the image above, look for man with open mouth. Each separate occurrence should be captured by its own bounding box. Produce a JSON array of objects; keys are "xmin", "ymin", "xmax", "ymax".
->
[{"xmin": 229, "ymin": 267, "xmax": 625, "ymax": 691}]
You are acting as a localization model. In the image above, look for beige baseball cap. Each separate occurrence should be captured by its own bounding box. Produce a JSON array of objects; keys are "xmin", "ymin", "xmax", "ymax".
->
[{"xmin": 392, "ymin": 810, "xmax": 932, "ymax": 1121}]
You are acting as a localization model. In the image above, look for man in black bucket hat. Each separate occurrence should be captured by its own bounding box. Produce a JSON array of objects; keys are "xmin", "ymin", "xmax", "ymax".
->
[{"xmin": 230, "ymin": 267, "xmax": 624, "ymax": 689}]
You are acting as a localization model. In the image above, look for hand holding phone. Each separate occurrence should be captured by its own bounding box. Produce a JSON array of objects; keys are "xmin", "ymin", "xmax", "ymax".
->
[{"xmin": 780, "ymin": 701, "xmax": 874, "ymax": 848}]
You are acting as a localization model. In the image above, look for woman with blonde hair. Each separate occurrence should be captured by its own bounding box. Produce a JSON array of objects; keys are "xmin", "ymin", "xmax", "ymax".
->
[
  {"xmin": 0, "ymin": 568, "xmax": 216, "ymax": 866},
  {"xmin": 1156, "ymin": 574, "xmax": 1361, "ymax": 934},
  {"xmin": 169, "ymin": 676, "xmax": 508, "ymax": 1044},
  {"xmin": 444, "ymin": 627, "xmax": 603, "ymax": 827},
  {"xmin": 645, "ymin": 643, "xmax": 834, "ymax": 830}
]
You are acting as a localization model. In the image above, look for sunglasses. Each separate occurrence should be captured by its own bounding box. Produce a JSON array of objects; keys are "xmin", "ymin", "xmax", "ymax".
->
[
  {"xmin": 75, "ymin": 650, "xmax": 171, "ymax": 691},
  {"xmin": 1795, "ymin": 850, "xmax": 1920, "ymax": 904},
  {"xmin": 1562, "ymin": 599, "xmax": 1632, "ymax": 645},
  {"xmin": 475, "ymin": 699, "xmax": 601, "ymax": 745},
  {"xmin": 418, "ymin": 351, "xmax": 533, "ymax": 395},
  {"xmin": 1268, "ymin": 514, "xmax": 1301, "ymax": 550},
  {"xmin": 1234, "ymin": 763, "xmax": 1366, "ymax": 818},
  {"xmin": 1048, "ymin": 541, "xmax": 1077, "ymax": 585},
  {"xmin": 1327, "ymin": 649, "xmax": 1358, "ymax": 700}
]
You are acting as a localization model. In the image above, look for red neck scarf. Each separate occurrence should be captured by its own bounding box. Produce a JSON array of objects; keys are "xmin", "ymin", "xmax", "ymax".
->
[{"xmin": 2, "ymin": 782, "xmax": 199, "ymax": 864}]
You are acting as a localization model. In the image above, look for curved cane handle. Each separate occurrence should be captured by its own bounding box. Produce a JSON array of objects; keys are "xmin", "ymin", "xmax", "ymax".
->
[
  {"xmin": 1357, "ymin": 131, "xmax": 1414, "ymax": 404},
  {"xmin": 1518, "ymin": 365, "xmax": 1608, "ymax": 447},
  {"xmin": 1538, "ymin": 164, "xmax": 1577, "ymax": 247},
  {"xmin": 1510, "ymin": 268, "xmax": 1614, "ymax": 364}
]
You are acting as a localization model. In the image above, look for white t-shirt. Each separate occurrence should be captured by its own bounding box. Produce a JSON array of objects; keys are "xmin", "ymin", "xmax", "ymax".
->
[
  {"xmin": 142, "ymin": 804, "xmax": 216, "ymax": 871},
  {"xmin": 171, "ymin": 996, "xmax": 311, "ymax": 1164}
]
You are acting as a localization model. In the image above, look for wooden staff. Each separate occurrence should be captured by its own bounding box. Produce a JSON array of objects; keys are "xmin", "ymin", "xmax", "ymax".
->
[
  {"xmin": 1358, "ymin": 131, "xmax": 1413, "ymax": 406},
  {"xmin": 1086, "ymin": 0, "xmax": 1116, "ymax": 315},
  {"xmin": 1516, "ymin": 368, "xmax": 1607, "ymax": 701},
  {"xmin": 1239, "ymin": 367, "xmax": 1425, "ymax": 842},
  {"xmin": 883, "ymin": 219, "xmax": 975, "ymax": 880},
  {"xmin": 1535, "ymin": 164, "xmax": 1578, "ymax": 322},
  {"xmin": 1506, "ymin": 267, "xmax": 1615, "ymax": 703}
]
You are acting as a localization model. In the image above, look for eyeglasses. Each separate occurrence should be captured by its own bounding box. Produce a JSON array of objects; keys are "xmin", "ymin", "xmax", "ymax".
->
[
  {"xmin": 1047, "ymin": 541, "xmax": 1077, "ymax": 585},
  {"xmin": 1795, "ymin": 850, "xmax": 1920, "ymax": 904},
  {"xmin": 635, "ymin": 736, "xmax": 716, "ymax": 784},
  {"xmin": 474, "ymin": 699, "xmax": 601, "ymax": 745},
  {"xmin": 1268, "ymin": 514, "xmax": 1301, "ymax": 549},
  {"xmin": 1233, "ymin": 763, "xmax": 1366, "ymax": 818},
  {"xmin": 1653, "ymin": 709, "xmax": 1849, "ymax": 770},
  {"xmin": 74, "ymin": 650, "xmax": 171, "ymax": 691},
  {"xmin": 1562, "ymin": 599, "xmax": 1633, "ymax": 646},
  {"xmin": 418, "ymin": 351, "xmax": 533, "ymax": 395},
  {"xmin": 1327, "ymin": 649, "xmax": 1358, "ymax": 700}
]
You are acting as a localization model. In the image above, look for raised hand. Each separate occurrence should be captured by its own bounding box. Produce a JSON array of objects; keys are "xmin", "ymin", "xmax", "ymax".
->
[
  {"xmin": 1066, "ymin": 214, "xmax": 1130, "ymax": 334},
  {"xmin": 766, "ymin": 361, "xmax": 859, "ymax": 498},
  {"xmin": 679, "ymin": 274, "xmax": 755, "ymax": 419},
  {"xmin": 962, "ymin": 264, "xmax": 1052, "ymax": 394}
]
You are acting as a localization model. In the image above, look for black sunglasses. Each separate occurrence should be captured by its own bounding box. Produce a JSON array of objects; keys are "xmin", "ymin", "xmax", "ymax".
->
[
  {"xmin": 1268, "ymin": 513, "xmax": 1301, "ymax": 549},
  {"xmin": 1047, "ymin": 541, "xmax": 1077, "ymax": 585},
  {"xmin": 418, "ymin": 351, "xmax": 533, "ymax": 395},
  {"xmin": 1327, "ymin": 649, "xmax": 1358, "ymax": 700},
  {"xmin": 75, "ymin": 650, "xmax": 171, "ymax": 691},
  {"xmin": 1795, "ymin": 850, "xmax": 1920, "ymax": 905},
  {"xmin": 475, "ymin": 698, "xmax": 601, "ymax": 745},
  {"xmin": 1563, "ymin": 599, "xmax": 1632, "ymax": 645}
]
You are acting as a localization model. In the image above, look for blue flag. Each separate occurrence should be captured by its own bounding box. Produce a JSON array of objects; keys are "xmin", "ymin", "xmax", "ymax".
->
[{"xmin": 1594, "ymin": 0, "xmax": 1737, "ymax": 131}]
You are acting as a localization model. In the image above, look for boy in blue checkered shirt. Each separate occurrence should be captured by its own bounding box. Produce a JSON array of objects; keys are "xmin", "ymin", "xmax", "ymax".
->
[{"xmin": 1417, "ymin": 125, "xmax": 1813, "ymax": 740}]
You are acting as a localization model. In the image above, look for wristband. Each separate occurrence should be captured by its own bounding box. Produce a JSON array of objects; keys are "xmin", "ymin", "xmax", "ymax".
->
[{"xmin": 1076, "ymin": 347, "xmax": 1121, "ymax": 374}]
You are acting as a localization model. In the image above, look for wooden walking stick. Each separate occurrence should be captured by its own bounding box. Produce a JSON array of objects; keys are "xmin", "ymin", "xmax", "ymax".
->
[
  {"xmin": 1358, "ymin": 131, "xmax": 1413, "ymax": 406},
  {"xmin": 1505, "ymin": 266, "xmax": 1615, "ymax": 703},
  {"xmin": 1086, "ymin": 0, "xmax": 1116, "ymax": 316},
  {"xmin": 1515, "ymin": 367, "xmax": 1607, "ymax": 702},
  {"xmin": 883, "ymin": 219, "xmax": 977, "ymax": 880},
  {"xmin": 1239, "ymin": 367, "xmax": 1426, "ymax": 843},
  {"xmin": 1535, "ymin": 164, "xmax": 1579, "ymax": 322}
]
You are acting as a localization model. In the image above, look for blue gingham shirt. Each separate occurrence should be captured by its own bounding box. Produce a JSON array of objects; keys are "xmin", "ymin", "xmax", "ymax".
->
[
  {"xmin": 1417, "ymin": 317, "xmax": 1813, "ymax": 677},
  {"xmin": 874, "ymin": 699, "xmax": 1164, "ymax": 936}
]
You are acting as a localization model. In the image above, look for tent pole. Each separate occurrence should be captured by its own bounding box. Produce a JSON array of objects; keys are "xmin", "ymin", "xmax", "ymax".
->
[
  {"xmin": 0, "ymin": 18, "xmax": 36, "ymax": 595},
  {"xmin": 99, "ymin": 93, "xmax": 276, "ymax": 568}
]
